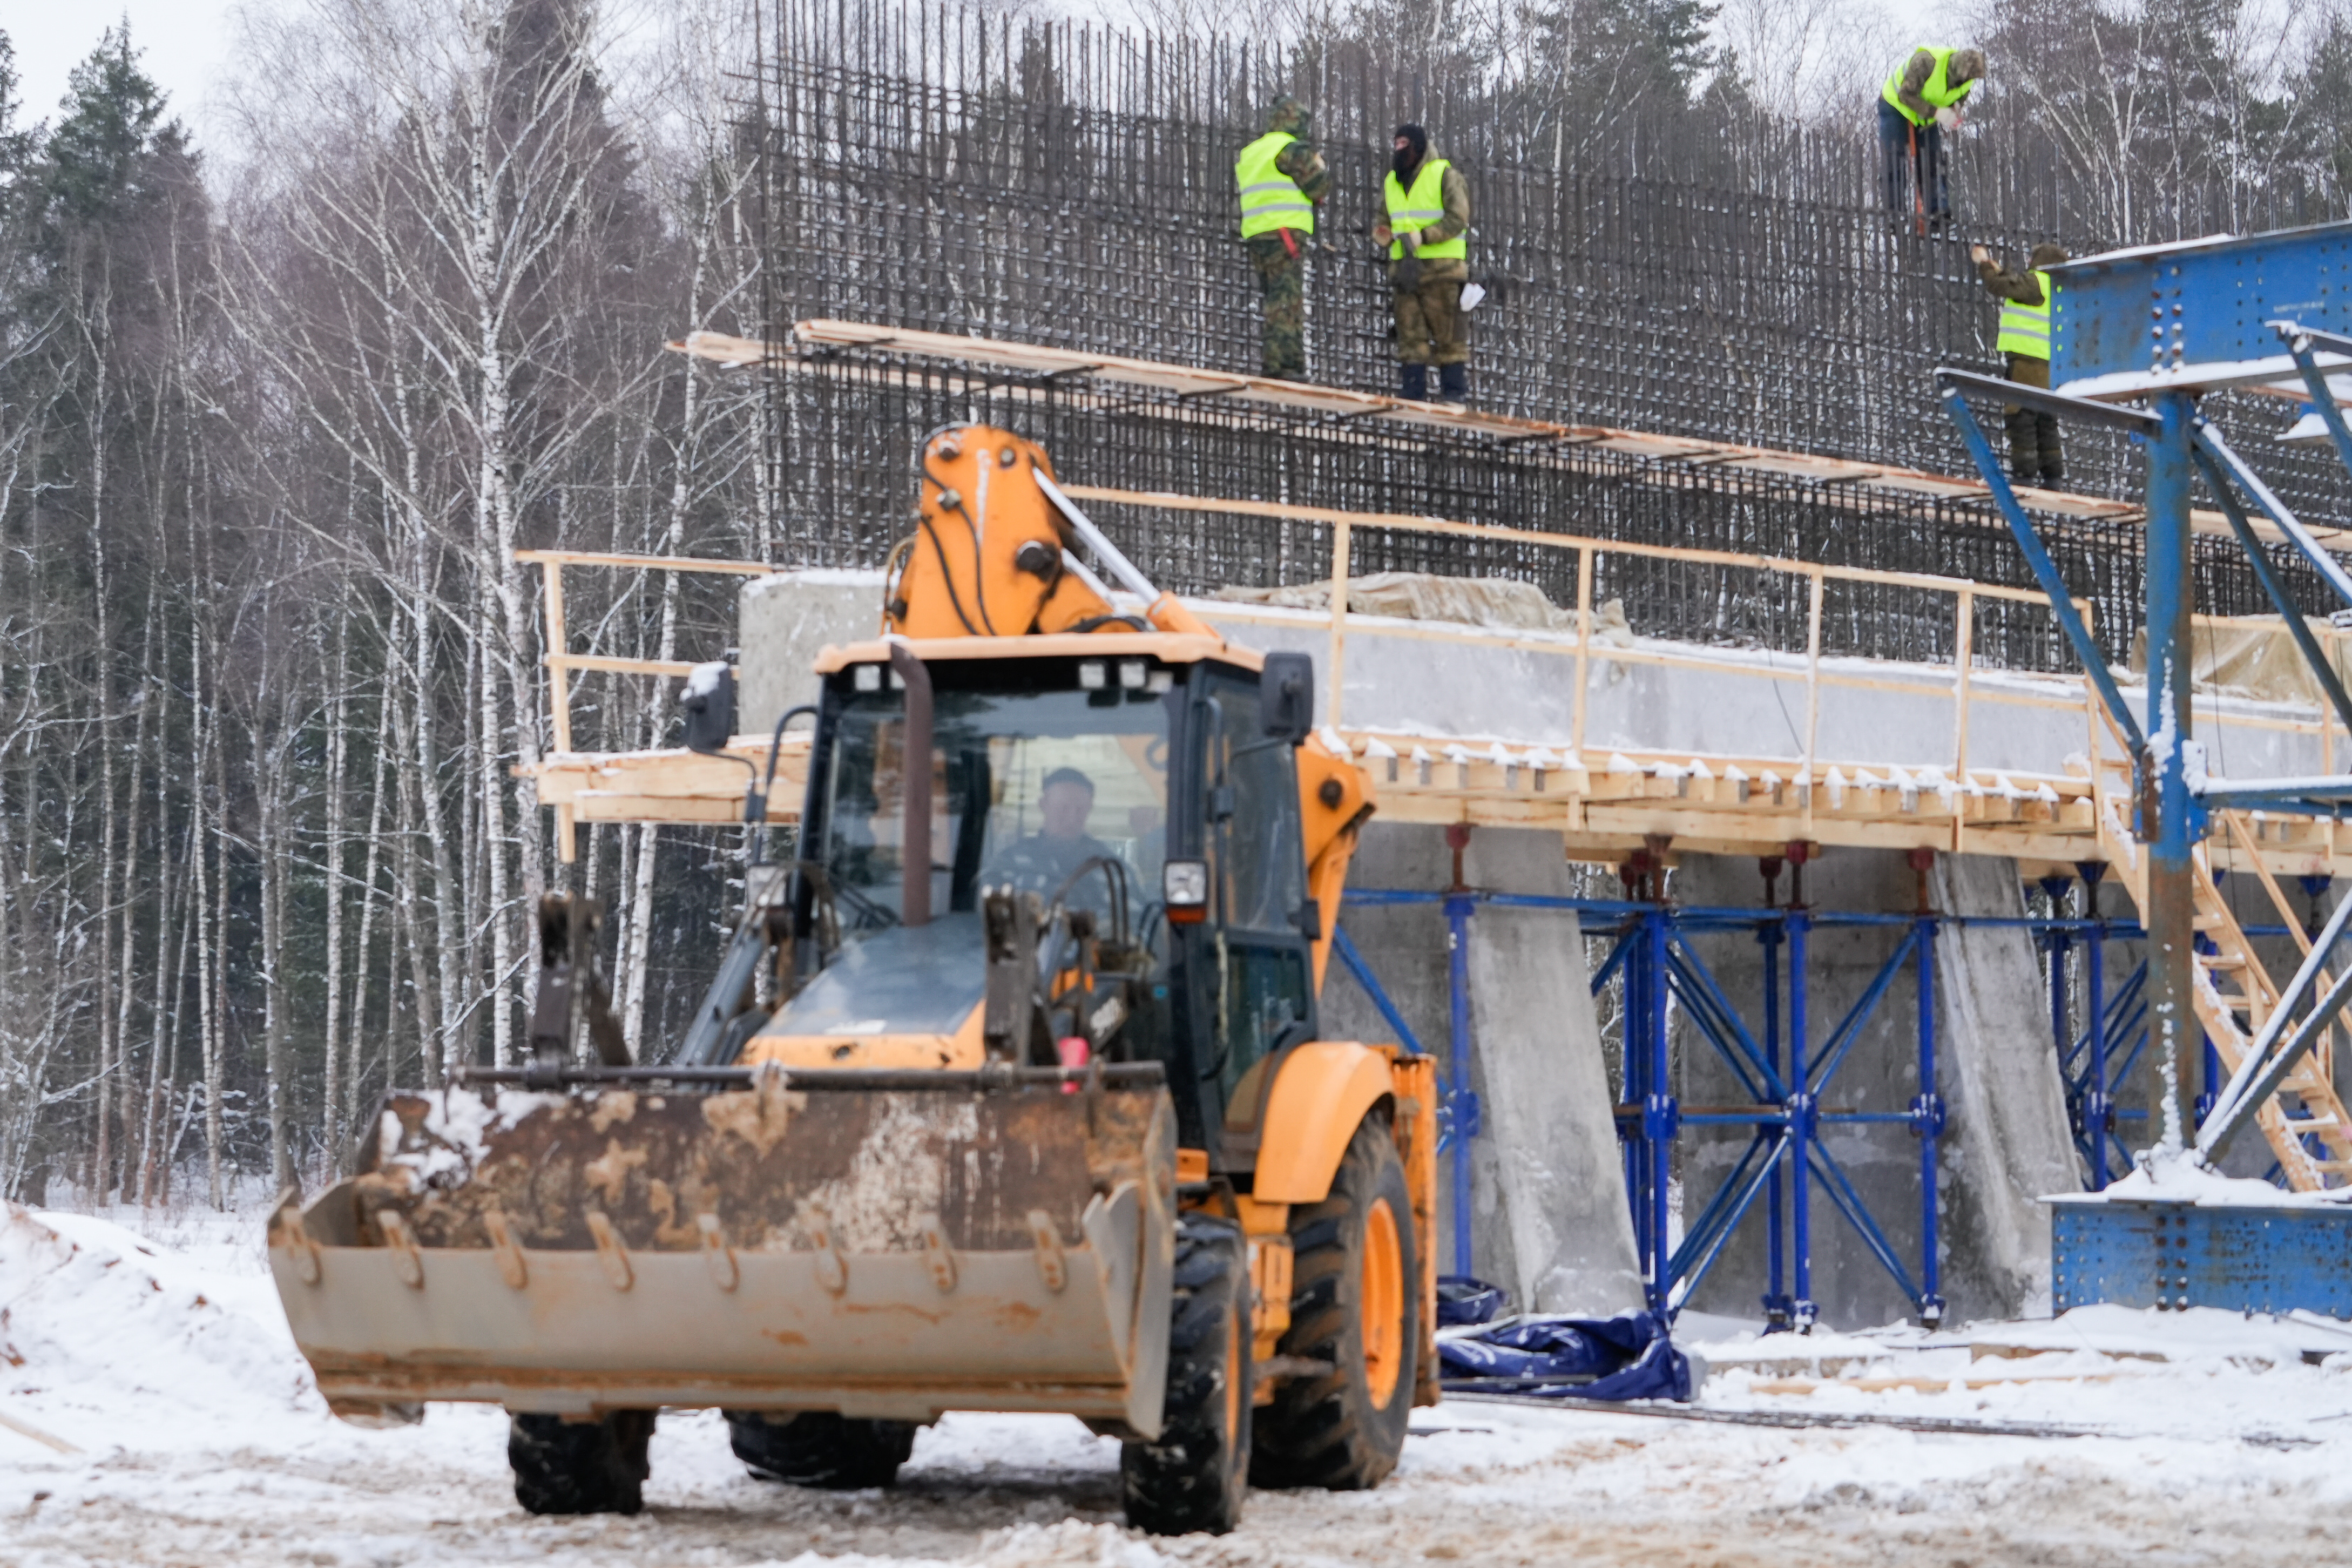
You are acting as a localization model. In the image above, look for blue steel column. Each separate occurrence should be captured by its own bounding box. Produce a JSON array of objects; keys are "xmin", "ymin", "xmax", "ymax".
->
[
  {"xmin": 1787, "ymin": 907, "xmax": 1815, "ymax": 1330},
  {"xmin": 1642, "ymin": 904, "xmax": 1677, "ymax": 1311},
  {"xmin": 2044, "ymin": 887, "xmax": 2071, "ymax": 1093},
  {"xmin": 1912, "ymin": 914, "xmax": 1946, "ymax": 1326},
  {"xmin": 1627, "ymin": 914, "xmax": 1651, "ymax": 1293},
  {"xmin": 2086, "ymin": 915, "xmax": 2110, "ymax": 1188},
  {"xmin": 1621, "ymin": 916, "xmax": 1650, "ymax": 1285},
  {"xmin": 1761, "ymin": 917, "xmax": 1790, "ymax": 1329},
  {"xmin": 1444, "ymin": 893, "xmax": 1477, "ymax": 1276},
  {"xmin": 2145, "ymin": 389, "xmax": 2201, "ymax": 1153}
]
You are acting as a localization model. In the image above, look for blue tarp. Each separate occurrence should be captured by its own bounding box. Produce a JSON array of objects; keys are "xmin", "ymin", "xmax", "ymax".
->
[{"xmin": 1433, "ymin": 1276, "xmax": 1693, "ymax": 1403}]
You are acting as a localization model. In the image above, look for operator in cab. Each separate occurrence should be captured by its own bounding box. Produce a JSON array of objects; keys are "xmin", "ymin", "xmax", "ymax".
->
[{"xmin": 983, "ymin": 767, "xmax": 1122, "ymax": 911}]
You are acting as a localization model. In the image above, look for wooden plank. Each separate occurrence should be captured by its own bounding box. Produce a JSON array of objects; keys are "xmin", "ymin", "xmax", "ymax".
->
[
  {"xmin": 515, "ymin": 546, "xmax": 774, "ymax": 576},
  {"xmin": 1069, "ymin": 484, "xmax": 2064, "ymax": 606},
  {"xmin": 769, "ymin": 319, "xmax": 2311, "ymax": 551},
  {"xmin": 545, "ymin": 654, "xmax": 703, "ymax": 678}
]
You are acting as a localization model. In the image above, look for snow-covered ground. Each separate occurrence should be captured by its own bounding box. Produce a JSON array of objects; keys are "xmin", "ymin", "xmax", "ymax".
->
[{"xmin": 7, "ymin": 1201, "xmax": 2352, "ymax": 1567}]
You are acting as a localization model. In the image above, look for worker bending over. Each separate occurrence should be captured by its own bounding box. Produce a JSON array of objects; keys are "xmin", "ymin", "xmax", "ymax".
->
[
  {"xmin": 1374, "ymin": 124, "xmax": 1471, "ymax": 405},
  {"xmin": 1880, "ymin": 46, "xmax": 1983, "ymax": 231},
  {"xmin": 1235, "ymin": 94, "xmax": 1331, "ymax": 381},
  {"xmin": 1972, "ymin": 241, "xmax": 2068, "ymax": 488}
]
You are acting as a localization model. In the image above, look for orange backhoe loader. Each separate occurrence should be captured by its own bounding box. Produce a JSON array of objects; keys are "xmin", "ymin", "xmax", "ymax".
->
[{"xmin": 266, "ymin": 425, "xmax": 1437, "ymax": 1535}]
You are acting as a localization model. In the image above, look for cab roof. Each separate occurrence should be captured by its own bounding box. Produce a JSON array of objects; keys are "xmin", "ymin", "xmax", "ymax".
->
[{"xmin": 813, "ymin": 632, "xmax": 1263, "ymax": 674}]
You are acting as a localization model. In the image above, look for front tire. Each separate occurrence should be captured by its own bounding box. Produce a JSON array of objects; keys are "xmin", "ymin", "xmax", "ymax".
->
[
  {"xmin": 724, "ymin": 1410, "xmax": 916, "ymax": 1489},
  {"xmin": 1121, "ymin": 1213, "xmax": 1252, "ymax": 1535},
  {"xmin": 1249, "ymin": 1114, "xmax": 1418, "ymax": 1490},
  {"xmin": 508, "ymin": 1410, "xmax": 654, "ymax": 1516}
]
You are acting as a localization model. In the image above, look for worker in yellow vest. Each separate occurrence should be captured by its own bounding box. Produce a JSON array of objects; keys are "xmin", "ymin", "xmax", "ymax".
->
[
  {"xmin": 1879, "ymin": 46, "xmax": 1984, "ymax": 231},
  {"xmin": 1371, "ymin": 124, "xmax": 1471, "ymax": 405},
  {"xmin": 1234, "ymin": 95, "xmax": 1331, "ymax": 381},
  {"xmin": 1971, "ymin": 241, "xmax": 2068, "ymax": 487}
]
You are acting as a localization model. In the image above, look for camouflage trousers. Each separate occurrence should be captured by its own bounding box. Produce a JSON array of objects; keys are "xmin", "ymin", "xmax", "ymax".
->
[
  {"xmin": 2003, "ymin": 353, "xmax": 2063, "ymax": 484},
  {"xmin": 1394, "ymin": 273, "xmax": 1469, "ymax": 367},
  {"xmin": 1246, "ymin": 234, "xmax": 1307, "ymax": 379}
]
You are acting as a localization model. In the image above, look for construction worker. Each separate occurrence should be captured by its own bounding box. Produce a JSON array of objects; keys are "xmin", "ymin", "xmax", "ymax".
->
[
  {"xmin": 1373, "ymin": 124, "xmax": 1471, "ymax": 405},
  {"xmin": 1879, "ymin": 47, "xmax": 1984, "ymax": 230},
  {"xmin": 1235, "ymin": 95, "xmax": 1330, "ymax": 381},
  {"xmin": 1971, "ymin": 241, "xmax": 2068, "ymax": 487}
]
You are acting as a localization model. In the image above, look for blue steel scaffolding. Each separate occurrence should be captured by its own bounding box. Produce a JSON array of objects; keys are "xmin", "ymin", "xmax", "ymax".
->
[
  {"xmin": 1334, "ymin": 873, "xmax": 2328, "ymax": 1332},
  {"xmin": 2026, "ymin": 869, "xmax": 2333, "ymax": 1189},
  {"xmin": 1336, "ymin": 882, "xmax": 1945, "ymax": 1330}
]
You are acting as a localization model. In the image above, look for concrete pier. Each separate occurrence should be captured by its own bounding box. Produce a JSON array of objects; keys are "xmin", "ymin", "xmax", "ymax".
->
[{"xmin": 1322, "ymin": 824, "xmax": 1646, "ymax": 1317}]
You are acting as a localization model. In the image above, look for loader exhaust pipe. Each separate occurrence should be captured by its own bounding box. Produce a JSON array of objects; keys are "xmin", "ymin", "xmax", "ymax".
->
[{"xmin": 889, "ymin": 640, "xmax": 933, "ymax": 927}]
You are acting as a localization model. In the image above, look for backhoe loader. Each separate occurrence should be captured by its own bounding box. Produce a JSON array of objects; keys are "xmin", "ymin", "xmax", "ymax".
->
[{"xmin": 267, "ymin": 425, "xmax": 1437, "ymax": 1536}]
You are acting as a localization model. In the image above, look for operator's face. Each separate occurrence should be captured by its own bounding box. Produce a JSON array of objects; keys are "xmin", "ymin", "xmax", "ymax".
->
[
  {"xmin": 1394, "ymin": 135, "xmax": 1411, "ymax": 154},
  {"xmin": 1040, "ymin": 781, "xmax": 1094, "ymax": 840}
]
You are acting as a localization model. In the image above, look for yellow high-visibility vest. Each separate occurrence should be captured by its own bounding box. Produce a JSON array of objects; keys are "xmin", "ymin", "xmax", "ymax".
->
[
  {"xmin": 1998, "ymin": 271, "xmax": 2053, "ymax": 358},
  {"xmin": 1383, "ymin": 159, "xmax": 1464, "ymax": 261},
  {"xmin": 1882, "ymin": 47, "xmax": 1976, "ymax": 127},
  {"xmin": 1236, "ymin": 132, "xmax": 1314, "ymax": 239}
]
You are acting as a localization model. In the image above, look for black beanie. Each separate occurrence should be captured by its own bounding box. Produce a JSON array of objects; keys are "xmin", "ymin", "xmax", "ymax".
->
[{"xmin": 1393, "ymin": 124, "xmax": 1428, "ymax": 180}]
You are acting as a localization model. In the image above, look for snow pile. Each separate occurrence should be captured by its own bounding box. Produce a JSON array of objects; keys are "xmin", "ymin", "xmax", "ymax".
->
[
  {"xmin": 375, "ymin": 1086, "xmax": 563, "ymax": 1185},
  {"xmin": 2059, "ymin": 1150, "xmax": 2352, "ymax": 1207},
  {"xmin": 0, "ymin": 1202, "xmax": 319, "ymax": 1454},
  {"xmin": 973, "ymin": 1522, "xmax": 1173, "ymax": 1567},
  {"xmin": 1973, "ymin": 1303, "xmax": 2352, "ymax": 1366}
]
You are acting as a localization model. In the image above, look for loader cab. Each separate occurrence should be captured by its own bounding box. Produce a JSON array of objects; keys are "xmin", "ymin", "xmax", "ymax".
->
[{"xmin": 774, "ymin": 641, "xmax": 1317, "ymax": 1169}]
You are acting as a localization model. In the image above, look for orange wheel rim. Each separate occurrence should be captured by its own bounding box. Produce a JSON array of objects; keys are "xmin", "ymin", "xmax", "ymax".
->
[{"xmin": 1361, "ymin": 1196, "xmax": 1405, "ymax": 1408}]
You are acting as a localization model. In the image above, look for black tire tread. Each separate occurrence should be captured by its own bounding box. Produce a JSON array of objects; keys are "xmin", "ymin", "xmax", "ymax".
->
[
  {"xmin": 1120, "ymin": 1212, "xmax": 1251, "ymax": 1536},
  {"xmin": 508, "ymin": 1410, "xmax": 653, "ymax": 1516},
  {"xmin": 724, "ymin": 1410, "xmax": 916, "ymax": 1489},
  {"xmin": 1248, "ymin": 1115, "xmax": 1417, "ymax": 1491}
]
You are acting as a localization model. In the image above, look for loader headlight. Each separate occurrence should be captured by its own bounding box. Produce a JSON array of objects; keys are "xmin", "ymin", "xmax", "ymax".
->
[{"xmin": 1163, "ymin": 859, "xmax": 1208, "ymax": 923}]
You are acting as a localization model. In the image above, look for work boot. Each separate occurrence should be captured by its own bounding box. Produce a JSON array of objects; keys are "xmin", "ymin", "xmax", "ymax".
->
[
  {"xmin": 1399, "ymin": 364, "xmax": 1428, "ymax": 401},
  {"xmin": 1437, "ymin": 363, "xmax": 1469, "ymax": 407}
]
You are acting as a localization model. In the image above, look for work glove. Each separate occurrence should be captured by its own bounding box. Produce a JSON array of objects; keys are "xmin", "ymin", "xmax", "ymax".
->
[
  {"xmin": 1935, "ymin": 105, "xmax": 1961, "ymax": 130},
  {"xmin": 1394, "ymin": 254, "xmax": 1423, "ymax": 292}
]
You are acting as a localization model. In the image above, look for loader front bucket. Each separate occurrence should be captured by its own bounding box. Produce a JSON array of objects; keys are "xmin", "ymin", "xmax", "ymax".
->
[{"xmin": 268, "ymin": 1065, "xmax": 1175, "ymax": 1434}]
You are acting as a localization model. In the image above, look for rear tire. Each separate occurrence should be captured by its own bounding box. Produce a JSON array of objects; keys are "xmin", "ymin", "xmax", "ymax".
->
[
  {"xmin": 1121, "ymin": 1213, "xmax": 1251, "ymax": 1536},
  {"xmin": 724, "ymin": 1411, "xmax": 916, "ymax": 1489},
  {"xmin": 1249, "ymin": 1114, "xmax": 1418, "ymax": 1490},
  {"xmin": 509, "ymin": 1410, "xmax": 654, "ymax": 1516}
]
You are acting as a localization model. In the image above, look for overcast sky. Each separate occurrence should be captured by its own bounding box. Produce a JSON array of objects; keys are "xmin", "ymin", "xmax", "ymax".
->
[
  {"xmin": 9, "ymin": 1, "xmax": 1951, "ymax": 147},
  {"xmin": 10, "ymin": 4, "xmax": 242, "ymax": 133}
]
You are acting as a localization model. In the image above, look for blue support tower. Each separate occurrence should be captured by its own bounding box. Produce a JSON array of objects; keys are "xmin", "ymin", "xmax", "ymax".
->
[{"xmin": 1942, "ymin": 219, "xmax": 2352, "ymax": 1176}]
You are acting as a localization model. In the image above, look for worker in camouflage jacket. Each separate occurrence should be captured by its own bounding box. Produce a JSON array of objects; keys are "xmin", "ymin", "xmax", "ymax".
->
[
  {"xmin": 1971, "ymin": 241, "xmax": 2069, "ymax": 488},
  {"xmin": 1374, "ymin": 124, "xmax": 1472, "ymax": 405},
  {"xmin": 1234, "ymin": 95, "xmax": 1332, "ymax": 380}
]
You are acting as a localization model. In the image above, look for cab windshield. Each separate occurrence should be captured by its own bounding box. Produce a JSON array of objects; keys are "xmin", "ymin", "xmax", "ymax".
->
[{"xmin": 816, "ymin": 660, "xmax": 1175, "ymax": 939}]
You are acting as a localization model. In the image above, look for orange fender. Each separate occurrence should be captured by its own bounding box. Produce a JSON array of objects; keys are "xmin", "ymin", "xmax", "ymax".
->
[{"xmin": 1252, "ymin": 1041, "xmax": 1396, "ymax": 1204}]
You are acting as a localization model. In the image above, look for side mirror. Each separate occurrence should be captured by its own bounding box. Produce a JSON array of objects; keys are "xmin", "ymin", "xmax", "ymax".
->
[
  {"xmin": 1261, "ymin": 651, "xmax": 1314, "ymax": 744},
  {"xmin": 680, "ymin": 661, "xmax": 737, "ymax": 754}
]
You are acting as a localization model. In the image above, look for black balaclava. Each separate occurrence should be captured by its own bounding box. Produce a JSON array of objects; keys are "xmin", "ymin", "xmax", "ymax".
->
[{"xmin": 1393, "ymin": 124, "xmax": 1428, "ymax": 182}]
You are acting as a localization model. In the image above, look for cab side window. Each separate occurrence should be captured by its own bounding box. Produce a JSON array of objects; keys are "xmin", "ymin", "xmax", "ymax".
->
[{"xmin": 1202, "ymin": 673, "xmax": 1313, "ymax": 1114}]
